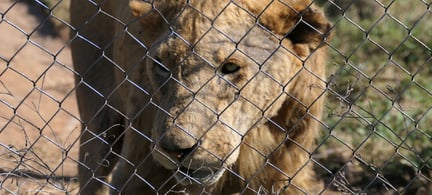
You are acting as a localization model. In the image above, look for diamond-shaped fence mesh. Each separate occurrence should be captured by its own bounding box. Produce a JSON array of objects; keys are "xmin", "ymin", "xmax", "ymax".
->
[{"xmin": 0, "ymin": 0, "xmax": 430, "ymax": 194}]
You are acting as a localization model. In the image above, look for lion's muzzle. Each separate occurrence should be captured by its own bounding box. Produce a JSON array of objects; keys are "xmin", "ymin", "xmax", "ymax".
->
[{"xmin": 152, "ymin": 142, "xmax": 226, "ymax": 186}]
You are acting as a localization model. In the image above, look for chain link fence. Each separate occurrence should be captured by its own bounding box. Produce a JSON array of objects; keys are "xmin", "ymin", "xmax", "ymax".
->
[{"xmin": 0, "ymin": 0, "xmax": 431, "ymax": 194}]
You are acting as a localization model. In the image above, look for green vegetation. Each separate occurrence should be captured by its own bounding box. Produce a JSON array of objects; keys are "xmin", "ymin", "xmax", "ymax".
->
[{"xmin": 317, "ymin": 0, "xmax": 431, "ymax": 193}]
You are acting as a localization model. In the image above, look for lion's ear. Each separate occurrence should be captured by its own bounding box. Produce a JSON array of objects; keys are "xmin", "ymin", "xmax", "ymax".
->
[
  {"xmin": 286, "ymin": 6, "xmax": 332, "ymax": 47},
  {"xmin": 128, "ymin": 0, "xmax": 166, "ymax": 47},
  {"xmin": 241, "ymin": 0, "xmax": 332, "ymax": 48},
  {"xmin": 129, "ymin": 0, "xmax": 152, "ymax": 17}
]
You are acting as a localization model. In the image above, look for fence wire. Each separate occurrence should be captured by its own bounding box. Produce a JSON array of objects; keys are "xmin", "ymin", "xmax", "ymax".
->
[{"xmin": 0, "ymin": 0, "xmax": 431, "ymax": 194}]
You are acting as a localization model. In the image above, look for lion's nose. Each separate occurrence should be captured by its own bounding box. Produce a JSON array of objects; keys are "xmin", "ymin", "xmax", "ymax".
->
[
  {"xmin": 161, "ymin": 144, "xmax": 197, "ymax": 160},
  {"xmin": 159, "ymin": 138, "xmax": 198, "ymax": 160}
]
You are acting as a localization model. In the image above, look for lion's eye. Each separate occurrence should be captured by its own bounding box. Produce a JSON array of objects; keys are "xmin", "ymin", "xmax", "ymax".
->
[
  {"xmin": 221, "ymin": 62, "xmax": 240, "ymax": 75},
  {"xmin": 153, "ymin": 56, "xmax": 170, "ymax": 76}
]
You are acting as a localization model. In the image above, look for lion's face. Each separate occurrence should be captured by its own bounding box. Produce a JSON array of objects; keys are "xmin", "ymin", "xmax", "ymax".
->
[{"xmin": 144, "ymin": 3, "xmax": 304, "ymax": 186}]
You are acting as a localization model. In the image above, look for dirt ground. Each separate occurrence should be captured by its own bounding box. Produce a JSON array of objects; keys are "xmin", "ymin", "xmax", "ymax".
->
[{"xmin": 0, "ymin": 1, "xmax": 80, "ymax": 194}]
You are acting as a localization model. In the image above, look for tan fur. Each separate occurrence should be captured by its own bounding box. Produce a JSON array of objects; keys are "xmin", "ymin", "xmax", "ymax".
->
[
  {"xmin": 70, "ymin": 0, "xmax": 331, "ymax": 194},
  {"xmin": 129, "ymin": 1, "xmax": 152, "ymax": 17}
]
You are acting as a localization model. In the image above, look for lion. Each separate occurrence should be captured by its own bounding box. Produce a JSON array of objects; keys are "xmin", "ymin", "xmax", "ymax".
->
[{"xmin": 70, "ymin": 0, "xmax": 332, "ymax": 194}]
